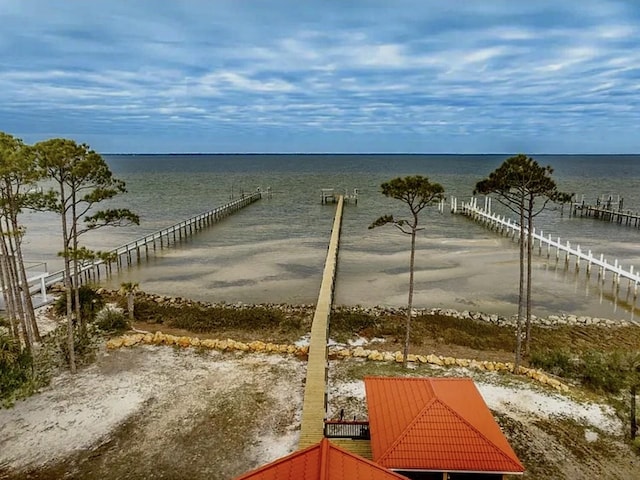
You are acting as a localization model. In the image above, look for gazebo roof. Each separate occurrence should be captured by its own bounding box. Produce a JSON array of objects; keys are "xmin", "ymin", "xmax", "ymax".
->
[{"xmin": 364, "ymin": 376, "xmax": 524, "ymax": 474}]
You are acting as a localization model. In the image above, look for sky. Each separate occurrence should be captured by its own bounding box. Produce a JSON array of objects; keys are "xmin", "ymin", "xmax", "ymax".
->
[{"xmin": 1, "ymin": 1, "xmax": 639, "ymax": 154}]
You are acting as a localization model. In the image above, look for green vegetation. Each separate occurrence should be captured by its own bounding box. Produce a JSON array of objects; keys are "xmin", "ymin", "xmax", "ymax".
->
[
  {"xmin": 530, "ymin": 349, "xmax": 632, "ymax": 394},
  {"xmin": 475, "ymin": 154, "xmax": 571, "ymax": 367},
  {"xmin": 133, "ymin": 297, "xmax": 308, "ymax": 338},
  {"xmin": 330, "ymin": 310, "xmax": 515, "ymax": 352},
  {"xmin": 0, "ymin": 332, "xmax": 33, "ymax": 404},
  {"xmin": 53, "ymin": 285, "xmax": 105, "ymax": 324},
  {"xmin": 95, "ymin": 309, "xmax": 130, "ymax": 333}
]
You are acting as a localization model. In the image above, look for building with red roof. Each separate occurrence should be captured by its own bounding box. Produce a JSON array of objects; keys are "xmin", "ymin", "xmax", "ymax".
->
[
  {"xmin": 235, "ymin": 438, "xmax": 411, "ymax": 480},
  {"xmin": 235, "ymin": 376, "xmax": 524, "ymax": 480},
  {"xmin": 364, "ymin": 377, "xmax": 524, "ymax": 480}
]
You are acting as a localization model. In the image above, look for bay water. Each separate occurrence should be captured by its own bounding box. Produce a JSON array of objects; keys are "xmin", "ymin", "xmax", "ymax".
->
[{"xmin": 19, "ymin": 154, "xmax": 640, "ymax": 322}]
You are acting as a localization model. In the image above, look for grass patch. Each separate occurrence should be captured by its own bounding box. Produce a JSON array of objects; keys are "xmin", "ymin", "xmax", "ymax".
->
[
  {"xmin": 529, "ymin": 349, "xmax": 635, "ymax": 395},
  {"xmin": 133, "ymin": 298, "xmax": 308, "ymax": 338},
  {"xmin": 329, "ymin": 310, "xmax": 515, "ymax": 351}
]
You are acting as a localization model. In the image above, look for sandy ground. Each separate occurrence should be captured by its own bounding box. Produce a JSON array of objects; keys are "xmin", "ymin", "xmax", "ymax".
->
[
  {"xmin": 2, "ymin": 344, "xmax": 639, "ymax": 480},
  {"xmin": 0, "ymin": 346, "xmax": 305, "ymax": 480},
  {"xmin": 1, "ymin": 304, "xmax": 638, "ymax": 480}
]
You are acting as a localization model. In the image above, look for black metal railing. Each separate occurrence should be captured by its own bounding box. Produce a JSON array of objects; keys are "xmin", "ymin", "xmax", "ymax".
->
[{"xmin": 324, "ymin": 420, "xmax": 370, "ymax": 440}]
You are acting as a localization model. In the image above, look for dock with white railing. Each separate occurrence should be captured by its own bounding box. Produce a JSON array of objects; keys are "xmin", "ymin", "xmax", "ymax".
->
[
  {"xmin": 40, "ymin": 191, "xmax": 262, "ymax": 290},
  {"xmin": 452, "ymin": 197, "xmax": 640, "ymax": 300}
]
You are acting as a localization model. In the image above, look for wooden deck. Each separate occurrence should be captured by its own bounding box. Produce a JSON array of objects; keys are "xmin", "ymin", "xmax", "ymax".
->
[
  {"xmin": 298, "ymin": 196, "xmax": 344, "ymax": 449},
  {"xmin": 329, "ymin": 439, "xmax": 372, "ymax": 459}
]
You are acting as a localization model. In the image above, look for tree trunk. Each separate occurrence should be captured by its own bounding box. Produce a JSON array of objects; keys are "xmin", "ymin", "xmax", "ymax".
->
[
  {"xmin": 525, "ymin": 196, "xmax": 534, "ymax": 357},
  {"xmin": 127, "ymin": 292, "xmax": 134, "ymax": 321},
  {"xmin": 10, "ymin": 214, "xmax": 40, "ymax": 341},
  {"xmin": 403, "ymin": 228, "xmax": 417, "ymax": 368},
  {"xmin": 632, "ymin": 384, "xmax": 638, "ymax": 440},
  {"xmin": 0, "ymin": 234, "xmax": 22, "ymax": 342},
  {"xmin": 59, "ymin": 183, "xmax": 76, "ymax": 373},
  {"xmin": 0, "ymin": 253, "xmax": 19, "ymax": 339},
  {"xmin": 72, "ymin": 188, "xmax": 83, "ymax": 334},
  {"xmin": 1, "ymin": 215, "xmax": 32, "ymax": 352},
  {"xmin": 515, "ymin": 200, "xmax": 525, "ymax": 373}
]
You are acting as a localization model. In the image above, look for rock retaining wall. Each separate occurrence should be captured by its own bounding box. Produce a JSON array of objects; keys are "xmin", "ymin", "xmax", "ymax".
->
[
  {"xmin": 332, "ymin": 305, "xmax": 635, "ymax": 329},
  {"xmin": 107, "ymin": 332, "xmax": 570, "ymax": 392}
]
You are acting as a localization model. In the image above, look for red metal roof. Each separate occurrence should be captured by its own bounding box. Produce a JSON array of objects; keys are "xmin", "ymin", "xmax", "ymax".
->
[
  {"xmin": 234, "ymin": 438, "xmax": 411, "ymax": 480},
  {"xmin": 364, "ymin": 377, "xmax": 524, "ymax": 474}
]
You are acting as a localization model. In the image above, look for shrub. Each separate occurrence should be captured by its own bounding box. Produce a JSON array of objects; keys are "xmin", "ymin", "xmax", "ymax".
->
[
  {"xmin": 95, "ymin": 308, "xmax": 130, "ymax": 333},
  {"xmin": 530, "ymin": 349, "xmax": 574, "ymax": 377},
  {"xmin": 53, "ymin": 285, "xmax": 105, "ymax": 323},
  {"xmin": 530, "ymin": 348, "xmax": 631, "ymax": 394},
  {"xmin": 50, "ymin": 324, "xmax": 98, "ymax": 367},
  {"xmin": 0, "ymin": 333, "xmax": 33, "ymax": 402},
  {"xmin": 579, "ymin": 350, "xmax": 627, "ymax": 394}
]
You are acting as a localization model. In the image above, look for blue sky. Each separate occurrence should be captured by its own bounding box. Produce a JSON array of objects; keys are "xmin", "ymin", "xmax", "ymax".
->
[{"xmin": 1, "ymin": 1, "xmax": 639, "ymax": 154}]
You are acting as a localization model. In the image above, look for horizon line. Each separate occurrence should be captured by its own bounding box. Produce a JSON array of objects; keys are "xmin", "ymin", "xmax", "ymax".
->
[{"xmin": 101, "ymin": 152, "xmax": 639, "ymax": 156}]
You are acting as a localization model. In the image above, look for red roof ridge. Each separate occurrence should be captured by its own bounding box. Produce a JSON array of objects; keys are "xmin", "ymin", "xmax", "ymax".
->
[
  {"xmin": 364, "ymin": 376, "xmax": 524, "ymax": 474},
  {"xmin": 234, "ymin": 438, "xmax": 412, "ymax": 480},
  {"xmin": 376, "ymin": 395, "xmax": 438, "ymax": 461},
  {"xmin": 379, "ymin": 397, "xmax": 524, "ymax": 472},
  {"xmin": 234, "ymin": 440, "xmax": 321, "ymax": 480}
]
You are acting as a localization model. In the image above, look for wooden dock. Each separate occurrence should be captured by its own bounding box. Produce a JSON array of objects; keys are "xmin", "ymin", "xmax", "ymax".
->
[
  {"xmin": 41, "ymin": 192, "xmax": 262, "ymax": 289},
  {"xmin": 321, "ymin": 188, "xmax": 359, "ymax": 204},
  {"xmin": 571, "ymin": 196, "xmax": 640, "ymax": 228},
  {"xmin": 453, "ymin": 197, "xmax": 640, "ymax": 300},
  {"xmin": 299, "ymin": 195, "xmax": 344, "ymax": 449}
]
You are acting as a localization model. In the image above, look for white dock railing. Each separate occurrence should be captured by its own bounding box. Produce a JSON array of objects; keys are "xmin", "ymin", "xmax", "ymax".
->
[{"xmin": 453, "ymin": 197, "xmax": 640, "ymax": 296}]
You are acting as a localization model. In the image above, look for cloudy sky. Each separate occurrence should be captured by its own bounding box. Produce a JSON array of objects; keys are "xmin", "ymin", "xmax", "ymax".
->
[{"xmin": 1, "ymin": 1, "xmax": 639, "ymax": 153}]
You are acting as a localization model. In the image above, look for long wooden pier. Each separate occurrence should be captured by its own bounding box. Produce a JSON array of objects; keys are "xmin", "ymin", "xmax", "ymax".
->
[
  {"xmin": 41, "ymin": 192, "xmax": 262, "ymax": 289},
  {"xmin": 454, "ymin": 197, "xmax": 640, "ymax": 300},
  {"xmin": 299, "ymin": 196, "xmax": 344, "ymax": 449}
]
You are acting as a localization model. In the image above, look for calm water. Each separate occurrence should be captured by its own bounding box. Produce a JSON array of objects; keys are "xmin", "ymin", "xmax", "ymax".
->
[{"xmin": 20, "ymin": 154, "xmax": 640, "ymax": 321}]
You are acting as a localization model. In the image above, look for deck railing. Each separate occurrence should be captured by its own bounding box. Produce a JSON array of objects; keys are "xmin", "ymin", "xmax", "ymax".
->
[
  {"xmin": 324, "ymin": 420, "xmax": 370, "ymax": 440},
  {"xmin": 453, "ymin": 197, "xmax": 640, "ymax": 296}
]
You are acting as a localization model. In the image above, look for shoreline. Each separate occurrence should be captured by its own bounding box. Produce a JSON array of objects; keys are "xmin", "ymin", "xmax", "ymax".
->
[{"xmin": 95, "ymin": 288, "xmax": 639, "ymax": 330}]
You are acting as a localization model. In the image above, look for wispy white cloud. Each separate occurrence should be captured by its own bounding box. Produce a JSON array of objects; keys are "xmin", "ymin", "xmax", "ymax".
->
[{"xmin": 1, "ymin": 0, "xmax": 639, "ymax": 152}]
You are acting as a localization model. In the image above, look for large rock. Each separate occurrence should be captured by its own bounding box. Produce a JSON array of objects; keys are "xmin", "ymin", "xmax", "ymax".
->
[
  {"xmin": 426, "ymin": 354, "xmax": 444, "ymax": 366},
  {"xmin": 106, "ymin": 337, "xmax": 124, "ymax": 349}
]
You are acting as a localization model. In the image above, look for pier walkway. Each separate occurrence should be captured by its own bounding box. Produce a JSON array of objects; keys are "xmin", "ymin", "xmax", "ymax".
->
[
  {"xmin": 298, "ymin": 195, "xmax": 344, "ymax": 449},
  {"xmin": 454, "ymin": 197, "xmax": 640, "ymax": 299},
  {"xmin": 41, "ymin": 192, "xmax": 262, "ymax": 290},
  {"xmin": 297, "ymin": 194, "xmax": 372, "ymax": 457}
]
